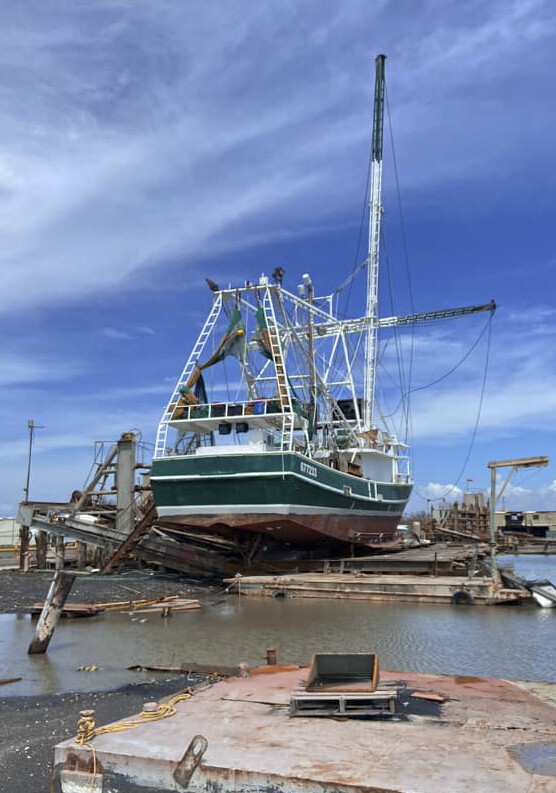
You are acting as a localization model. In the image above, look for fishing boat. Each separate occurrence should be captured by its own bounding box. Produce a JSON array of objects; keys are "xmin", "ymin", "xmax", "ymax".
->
[{"xmin": 150, "ymin": 55, "xmax": 494, "ymax": 555}]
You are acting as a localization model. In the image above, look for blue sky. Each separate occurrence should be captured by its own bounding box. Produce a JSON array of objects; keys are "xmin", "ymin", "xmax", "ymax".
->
[{"xmin": 1, "ymin": 0, "xmax": 556, "ymax": 515}]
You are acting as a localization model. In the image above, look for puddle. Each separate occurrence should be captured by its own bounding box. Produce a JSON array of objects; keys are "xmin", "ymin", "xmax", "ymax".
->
[{"xmin": 508, "ymin": 742, "xmax": 556, "ymax": 776}]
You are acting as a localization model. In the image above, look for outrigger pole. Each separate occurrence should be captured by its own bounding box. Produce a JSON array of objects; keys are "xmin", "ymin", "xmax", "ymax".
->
[{"xmin": 364, "ymin": 54, "xmax": 386, "ymax": 431}]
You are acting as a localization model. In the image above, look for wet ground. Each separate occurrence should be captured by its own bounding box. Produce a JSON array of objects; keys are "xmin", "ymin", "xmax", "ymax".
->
[
  {"xmin": 0, "ymin": 568, "xmax": 211, "ymax": 614},
  {"xmin": 1, "ymin": 556, "xmax": 555, "ymax": 792},
  {"xmin": 0, "ymin": 674, "xmax": 208, "ymax": 793}
]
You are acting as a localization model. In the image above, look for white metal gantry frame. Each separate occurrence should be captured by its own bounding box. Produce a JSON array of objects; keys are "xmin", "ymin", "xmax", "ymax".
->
[
  {"xmin": 155, "ymin": 275, "xmax": 495, "ymax": 460},
  {"xmin": 154, "ymin": 293, "xmax": 223, "ymax": 458},
  {"xmin": 262, "ymin": 285, "xmax": 295, "ymax": 452}
]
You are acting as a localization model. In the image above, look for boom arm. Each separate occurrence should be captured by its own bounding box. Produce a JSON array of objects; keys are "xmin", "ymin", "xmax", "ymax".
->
[{"xmin": 377, "ymin": 300, "xmax": 496, "ymax": 328}]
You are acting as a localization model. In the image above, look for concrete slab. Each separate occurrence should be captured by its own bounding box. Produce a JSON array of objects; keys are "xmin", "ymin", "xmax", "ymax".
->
[{"xmin": 53, "ymin": 666, "xmax": 556, "ymax": 793}]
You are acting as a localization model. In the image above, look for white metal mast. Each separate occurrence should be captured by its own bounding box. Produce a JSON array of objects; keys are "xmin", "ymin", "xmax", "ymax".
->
[{"xmin": 364, "ymin": 54, "xmax": 386, "ymax": 431}]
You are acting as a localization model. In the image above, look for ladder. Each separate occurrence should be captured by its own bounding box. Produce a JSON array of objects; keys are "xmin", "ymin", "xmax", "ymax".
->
[
  {"xmin": 154, "ymin": 293, "xmax": 223, "ymax": 458},
  {"xmin": 262, "ymin": 287, "xmax": 294, "ymax": 452}
]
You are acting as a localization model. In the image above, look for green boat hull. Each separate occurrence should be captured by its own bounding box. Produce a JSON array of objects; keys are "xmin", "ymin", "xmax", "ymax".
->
[{"xmin": 151, "ymin": 452, "xmax": 412, "ymax": 549}]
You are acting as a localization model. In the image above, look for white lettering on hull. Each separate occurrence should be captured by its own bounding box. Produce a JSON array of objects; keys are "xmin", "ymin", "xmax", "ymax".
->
[{"xmin": 300, "ymin": 462, "xmax": 317, "ymax": 478}]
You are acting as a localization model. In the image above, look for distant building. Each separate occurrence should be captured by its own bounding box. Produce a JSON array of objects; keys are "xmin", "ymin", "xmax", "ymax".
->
[
  {"xmin": 431, "ymin": 492, "xmax": 490, "ymax": 538},
  {"xmin": 0, "ymin": 517, "xmax": 19, "ymax": 547},
  {"xmin": 495, "ymin": 510, "xmax": 556, "ymax": 539}
]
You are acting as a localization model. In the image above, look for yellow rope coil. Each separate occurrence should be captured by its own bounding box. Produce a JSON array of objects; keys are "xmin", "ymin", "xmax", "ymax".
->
[{"xmin": 74, "ymin": 690, "xmax": 193, "ymax": 744}]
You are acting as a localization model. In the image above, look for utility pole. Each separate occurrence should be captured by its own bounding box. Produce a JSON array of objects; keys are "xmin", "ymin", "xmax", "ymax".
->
[
  {"xmin": 20, "ymin": 419, "xmax": 44, "ymax": 572},
  {"xmin": 24, "ymin": 419, "xmax": 44, "ymax": 503}
]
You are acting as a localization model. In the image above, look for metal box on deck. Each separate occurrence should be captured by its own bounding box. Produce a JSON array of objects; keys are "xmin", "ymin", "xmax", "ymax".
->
[{"xmin": 306, "ymin": 653, "xmax": 379, "ymax": 692}]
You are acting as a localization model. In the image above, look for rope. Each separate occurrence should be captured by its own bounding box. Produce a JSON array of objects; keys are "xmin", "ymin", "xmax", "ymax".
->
[
  {"xmin": 71, "ymin": 690, "xmax": 194, "ymax": 792},
  {"xmin": 74, "ymin": 689, "xmax": 192, "ymax": 747},
  {"xmin": 385, "ymin": 78, "xmax": 415, "ymax": 443},
  {"xmin": 382, "ymin": 227, "xmax": 407, "ymax": 439},
  {"xmin": 334, "ymin": 125, "xmax": 374, "ymax": 318}
]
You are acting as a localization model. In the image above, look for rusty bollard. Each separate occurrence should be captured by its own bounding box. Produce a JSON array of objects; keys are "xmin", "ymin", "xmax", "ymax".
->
[
  {"xmin": 266, "ymin": 647, "xmax": 277, "ymax": 666},
  {"xmin": 173, "ymin": 735, "xmax": 208, "ymax": 789},
  {"xmin": 75, "ymin": 710, "xmax": 96, "ymax": 745}
]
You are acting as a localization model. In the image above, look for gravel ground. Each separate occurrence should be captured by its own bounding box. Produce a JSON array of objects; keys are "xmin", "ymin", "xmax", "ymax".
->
[
  {"xmin": 0, "ymin": 674, "xmax": 209, "ymax": 793},
  {"xmin": 0, "ymin": 569, "xmax": 220, "ymax": 792},
  {"xmin": 0, "ymin": 569, "xmax": 215, "ymax": 614}
]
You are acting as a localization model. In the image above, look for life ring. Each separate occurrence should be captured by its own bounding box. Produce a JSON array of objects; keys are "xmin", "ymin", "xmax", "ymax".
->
[{"xmin": 451, "ymin": 590, "xmax": 475, "ymax": 606}]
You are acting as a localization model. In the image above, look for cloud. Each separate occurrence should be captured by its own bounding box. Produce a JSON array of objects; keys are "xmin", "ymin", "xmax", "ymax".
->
[
  {"xmin": 0, "ymin": 352, "xmax": 80, "ymax": 386},
  {"xmin": 0, "ymin": 0, "xmax": 554, "ymax": 317},
  {"xmin": 0, "ymin": 393, "xmax": 161, "ymax": 514},
  {"xmin": 375, "ymin": 307, "xmax": 556, "ymax": 442},
  {"xmin": 411, "ymin": 477, "xmax": 556, "ymax": 512},
  {"xmin": 417, "ymin": 482, "xmax": 464, "ymax": 503},
  {"xmin": 102, "ymin": 327, "xmax": 133, "ymax": 340}
]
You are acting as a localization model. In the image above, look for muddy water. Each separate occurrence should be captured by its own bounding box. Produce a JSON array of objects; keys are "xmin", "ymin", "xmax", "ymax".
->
[{"xmin": 1, "ymin": 555, "xmax": 554, "ymax": 697}]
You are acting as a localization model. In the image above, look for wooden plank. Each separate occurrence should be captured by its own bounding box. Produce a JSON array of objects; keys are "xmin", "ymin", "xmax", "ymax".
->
[
  {"xmin": 29, "ymin": 603, "xmax": 104, "ymax": 618},
  {"xmin": 127, "ymin": 662, "xmax": 244, "ymax": 677},
  {"xmin": 133, "ymin": 599, "xmax": 201, "ymax": 613},
  {"xmin": 290, "ymin": 689, "xmax": 397, "ymax": 717},
  {"xmin": 411, "ymin": 691, "xmax": 446, "ymax": 703}
]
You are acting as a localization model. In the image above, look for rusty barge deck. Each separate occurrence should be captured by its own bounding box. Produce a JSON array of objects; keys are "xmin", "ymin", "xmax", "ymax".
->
[
  {"xmin": 52, "ymin": 665, "xmax": 556, "ymax": 793},
  {"xmin": 226, "ymin": 571, "xmax": 530, "ymax": 605}
]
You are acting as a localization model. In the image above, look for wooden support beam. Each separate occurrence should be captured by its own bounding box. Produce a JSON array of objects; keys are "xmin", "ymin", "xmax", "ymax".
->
[
  {"xmin": 100, "ymin": 501, "xmax": 157, "ymax": 574},
  {"xmin": 28, "ymin": 571, "xmax": 76, "ymax": 654},
  {"xmin": 19, "ymin": 525, "xmax": 30, "ymax": 573},
  {"xmin": 55, "ymin": 536, "xmax": 65, "ymax": 570},
  {"xmin": 488, "ymin": 456, "xmax": 548, "ymax": 469},
  {"xmin": 36, "ymin": 530, "xmax": 48, "ymax": 568},
  {"xmin": 77, "ymin": 541, "xmax": 87, "ymax": 569}
]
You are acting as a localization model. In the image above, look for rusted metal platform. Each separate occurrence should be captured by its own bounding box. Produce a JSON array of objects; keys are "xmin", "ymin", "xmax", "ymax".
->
[
  {"xmin": 52, "ymin": 666, "xmax": 556, "ymax": 793},
  {"xmin": 226, "ymin": 571, "xmax": 530, "ymax": 605}
]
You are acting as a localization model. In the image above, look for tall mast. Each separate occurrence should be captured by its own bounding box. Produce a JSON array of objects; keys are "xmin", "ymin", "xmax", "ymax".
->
[{"xmin": 364, "ymin": 53, "xmax": 386, "ymax": 431}]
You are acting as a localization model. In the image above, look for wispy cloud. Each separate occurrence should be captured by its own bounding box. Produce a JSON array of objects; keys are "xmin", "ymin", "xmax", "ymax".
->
[
  {"xmin": 375, "ymin": 306, "xmax": 556, "ymax": 442},
  {"xmin": 0, "ymin": 352, "xmax": 80, "ymax": 387},
  {"xmin": 0, "ymin": 0, "xmax": 554, "ymax": 316},
  {"xmin": 102, "ymin": 327, "xmax": 133, "ymax": 340},
  {"xmin": 0, "ymin": 0, "xmax": 555, "ymax": 518},
  {"xmin": 101, "ymin": 325, "xmax": 157, "ymax": 340}
]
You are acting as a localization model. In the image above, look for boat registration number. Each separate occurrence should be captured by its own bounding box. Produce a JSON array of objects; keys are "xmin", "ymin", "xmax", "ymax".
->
[{"xmin": 300, "ymin": 462, "xmax": 317, "ymax": 478}]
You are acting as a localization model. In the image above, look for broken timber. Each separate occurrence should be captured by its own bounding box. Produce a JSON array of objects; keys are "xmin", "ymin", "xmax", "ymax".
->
[
  {"xmin": 29, "ymin": 602, "xmax": 104, "ymax": 618},
  {"xmin": 28, "ymin": 571, "xmax": 76, "ymax": 654},
  {"xmin": 100, "ymin": 499, "xmax": 157, "ymax": 573}
]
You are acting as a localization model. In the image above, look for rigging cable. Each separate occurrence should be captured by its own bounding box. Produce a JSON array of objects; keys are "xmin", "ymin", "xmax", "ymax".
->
[
  {"xmin": 377, "ymin": 311, "xmax": 493, "ymax": 419},
  {"xmin": 416, "ymin": 311, "xmax": 494, "ymax": 503},
  {"xmin": 385, "ymin": 78, "xmax": 416, "ymax": 445},
  {"xmin": 381, "ymin": 227, "xmax": 407, "ymax": 439},
  {"xmin": 334, "ymin": 117, "xmax": 374, "ymax": 318}
]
